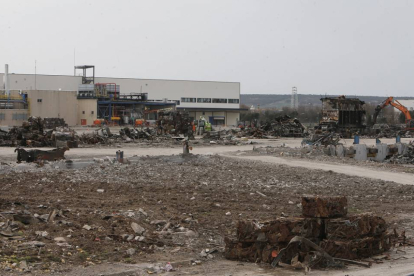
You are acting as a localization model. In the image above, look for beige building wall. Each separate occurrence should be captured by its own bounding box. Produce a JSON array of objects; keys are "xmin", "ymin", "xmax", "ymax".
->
[
  {"xmin": 226, "ymin": 112, "xmax": 240, "ymax": 126},
  {"xmin": 26, "ymin": 90, "xmax": 78, "ymax": 126},
  {"xmin": 0, "ymin": 73, "xmax": 241, "ymax": 110},
  {"xmin": 78, "ymin": 99, "xmax": 97, "ymax": 125},
  {"xmin": 0, "ymin": 109, "xmax": 29, "ymax": 126}
]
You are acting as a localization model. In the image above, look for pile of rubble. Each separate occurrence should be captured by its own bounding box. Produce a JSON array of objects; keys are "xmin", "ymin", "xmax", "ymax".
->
[
  {"xmin": 202, "ymin": 129, "xmax": 241, "ymax": 145},
  {"xmin": 120, "ymin": 127, "xmax": 154, "ymax": 140},
  {"xmin": 225, "ymin": 196, "xmax": 393, "ymax": 269},
  {"xmin": 79, "ymin": 127, "xmax": 158, "ymax": 145},
  {"xmin": 156, "ymin": 111, "xmax": 194, "ymax": 138},
  {"xmin": 42, "ymin": 118, "xmax": 66, "ymax": 129},
  {"xmin": 386, "ymin": 140, "xmax": 414, "ymax": 164},
  {"xmin": 240, "ymin": 115, "xmax": 306, "ymax": 139},
  {"xmin": 0, "ymin": 117, "xmax": 78, "ymax": 148},
  {"xmin": 302, "ymin": 132, "xmax": 342, "ymax": 146},
  {"xmin": 263, "ymin": 115, "xmax": 306, "ymax": 137}
]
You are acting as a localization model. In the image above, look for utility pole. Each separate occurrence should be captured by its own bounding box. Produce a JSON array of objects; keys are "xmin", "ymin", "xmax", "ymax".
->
[{"xmin": 291, "ymin": 87, "xmax": 298, "ymax": 110}]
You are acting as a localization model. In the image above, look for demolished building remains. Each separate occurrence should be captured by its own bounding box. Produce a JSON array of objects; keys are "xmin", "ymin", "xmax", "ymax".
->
[{"xmin": 319, "ymin": 96, "xmax": 366, "ymax": 137}]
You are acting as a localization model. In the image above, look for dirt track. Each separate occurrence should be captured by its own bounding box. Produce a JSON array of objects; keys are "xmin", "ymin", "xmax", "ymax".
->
[{"xmin": 228, "ymin": 155, "xmax": 414, "ymax": 185}]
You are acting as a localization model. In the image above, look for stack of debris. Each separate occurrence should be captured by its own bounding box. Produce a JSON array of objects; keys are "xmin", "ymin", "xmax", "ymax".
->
[
  {"xmin": 0, "ymin": 117, "xmax": 79, "ymax": 148},
  {"xmin": 369, "ymin": 124, "xmax": 408, "ymax": 139},
  {"xmin": 225, "ymin": 196, "xmax": 392, "ymax": 269},
  {"xmin": 301, "ymin": 133, "xmax": 341, "ymax": 146},
  {"xmin": 386, "ymin": 141, "xmax": 414, "ymax": 164},
  {"xmin": 52, "ymin": 127, "xmax": 79, "ymax": 148},
  {"xmin": 239, "ymin": 115, "xmax": 306, "ymax": 139},
  {"xmin": 42, "ymin": 118, "xmax": 66, "ymax": 129},
  {"xmin": 269, "ymin": 115, "xmax": 306, "ymax": 137},
  {"xmin": 1, "ymin": 117, "xmax": 49, "ymax": 147},
  {"xmin": 79, "ymin": 127, "xmax": 118, "ymax": 145},
  {"xmin": 120, "ymin": 127, "xmax": 153, "ymax": 140},
  {"xmin": 156, "ymin": 111, "xmax": 194, "ymax": 138}
]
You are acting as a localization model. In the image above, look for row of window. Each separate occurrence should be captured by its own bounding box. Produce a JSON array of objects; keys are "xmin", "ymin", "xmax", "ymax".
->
[
  {"xmin": 0, "ymin": 113, "xmax": 28, "ymax": 121},
  {"xmin": 181, "ymin": 98, "xmax": 239, "ymax": 104}
]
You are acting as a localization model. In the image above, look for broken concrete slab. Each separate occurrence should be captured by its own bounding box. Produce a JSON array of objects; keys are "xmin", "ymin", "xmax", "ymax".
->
[{"xmin": 131, "ymin": 222, "xmax": 145, "ymax": 235}]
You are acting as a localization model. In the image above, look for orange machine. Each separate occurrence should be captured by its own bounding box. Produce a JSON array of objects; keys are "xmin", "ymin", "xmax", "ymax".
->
[
  {"xmin": 93, "ymin": 119, "xmax": 107, "ymax": 126},
  {"xmin": 135, "ymin": 119, "xmax": 145, "ymax": 126},
  {"xmin": 373, "ymin": 97, "xmax": 414, "ymax": 131}
]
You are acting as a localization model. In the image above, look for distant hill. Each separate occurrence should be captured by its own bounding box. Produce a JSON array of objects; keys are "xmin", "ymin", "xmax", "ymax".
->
[{"xmin": 241, "ymin": 94, "xmax": 414, "ymax": 109}]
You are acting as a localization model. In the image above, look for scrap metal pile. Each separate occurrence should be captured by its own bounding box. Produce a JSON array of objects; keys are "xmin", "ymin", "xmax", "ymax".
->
[
  {"xmin": 79, "ymin": 127, "xmax": 156, "ymax": 145},
  {"xmin": 301, "ymin": 132, "xmax": 342, "ymax": 146},
  {"xmin": 156, "ymin": 111, "xmax": 194, "ymax": 138},
  {"xmin": 0, "ymin": 117, "xmax": 78, "ymax": 147},
  {"xmin": 42, "ymin": 118, "xmax": 66, "ymax": 129},
  {"xmin": 368, "ymin": 124, "xmax": 414, "ymax": 139},
  {"xmin": 225, "ymin": 196, "xmax": 394, "ymax": 269},
  {"xmin": 240, "ymin": 115, "xmax": 306, "ymax": 138}
]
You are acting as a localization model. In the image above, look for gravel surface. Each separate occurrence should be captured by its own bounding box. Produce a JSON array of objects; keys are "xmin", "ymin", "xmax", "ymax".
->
[{"xmin": 1, "ymin": 154, "xmax": 414, "ymax": 274}]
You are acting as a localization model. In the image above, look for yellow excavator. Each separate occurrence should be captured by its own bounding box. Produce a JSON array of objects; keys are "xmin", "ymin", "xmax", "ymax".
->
[{"xmin": 372, "ymin": 97, "xmax": 414, "ymax": 131}]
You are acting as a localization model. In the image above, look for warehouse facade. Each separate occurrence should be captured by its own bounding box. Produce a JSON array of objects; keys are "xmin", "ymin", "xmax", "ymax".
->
[{"xmin": 0, "ymin": 69, "xmax": 242, "ymax": 126}]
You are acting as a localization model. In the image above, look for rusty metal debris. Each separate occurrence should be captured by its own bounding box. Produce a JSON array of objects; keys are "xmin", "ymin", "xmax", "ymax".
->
[
  {"xmin": 0, "ymin": 117, "xmax": 78, "ymax": 148},
  {"xmin": 42, "ymin": 118, "xmax": 66, "ymax": 129},
  {"xmin": 302, "ymin": 132, "xmax": 342, "ymax": 146},
  {"xmin": 15, "ymin": 147, "xmax": 69, "ymax": 163},
  {"xmin": 224, "ymin": 196, "xmax": 395, "ymax": 269},
  {"xmin": 120, "ymin": 127, "xmax": 152, "ymax": 140},
  {"xmin": 302, "ymin": 196, "xmax": 347, "ymax": 218},
  {"xmin": 156, "ymin": 111, "xmax": 194, "ymax": 138},
  {"xmin": 239, "ymin": 115, "xmax": 306, "ymax": 139}
]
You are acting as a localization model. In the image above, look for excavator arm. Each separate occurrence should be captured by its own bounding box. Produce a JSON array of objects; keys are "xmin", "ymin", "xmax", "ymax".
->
[
  {"xmin": 372, "ymin": 97, "xmax": 413, "ymax": 130},
  {"xmin": 372, "ymin": 97, "xmax": 393, "ymax": 125},
  {"xmin": 390, "ymin": 100, "xmax": 412, "ymax": 121}
]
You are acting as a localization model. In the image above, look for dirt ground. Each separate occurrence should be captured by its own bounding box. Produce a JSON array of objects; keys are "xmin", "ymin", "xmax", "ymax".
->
[{"xmin": 1, "ymin": 137, "xmax": 414, "ymax": 275}]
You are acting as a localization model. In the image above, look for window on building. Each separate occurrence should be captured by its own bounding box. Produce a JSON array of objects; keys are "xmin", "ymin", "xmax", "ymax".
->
[
  {"xmin": 176, "ymin": 100, "xmax": 180, "ymax": 105},
  {"xmin": 181, "ymin": 97, "xmax": 196, "ymax": 103},
  {"xmin": 228, "ymin": 99, "xmax": 239, "ymax": 104},
  {"xmin": 202, "ymin": 112, "xmax": 205, "ymax": 115},
  {"xmin": 82, "ymin": 111, "xmax": 85, "ymax": 114},
  {"xmin": 212, "ymin": 98, "xmax": 227, "ymax": 103},
  {"xmin": 12, "ymin": 113, "xmax": 28, "ymax": 120},
  {"xmin": 37, "ymin": 99, "xmax": 42, "ymax": 103},
  {"xmin": 91, "ymin": 111, "xmax": 94, "ymax": 114},
  {"xmin": 0, "ymin": 113, "xmax": 5, "ymax": 120},
  {"xmin": 197, "ymin": 98, "xmax": 211, "ymax": 103}
]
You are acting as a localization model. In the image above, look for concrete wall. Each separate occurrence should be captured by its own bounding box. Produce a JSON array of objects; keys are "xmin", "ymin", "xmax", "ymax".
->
[
  {"xmin": 78, "ymin": 99, "xmax": 97, "ymax": 125},
  {"xmin": 26, "ymin": 90, "xmax": 78, "ymax": 126},
  {"xmin": 0, "ymin": 109, "xmax": 29, "ymax": 126},
  {"xmin": 0, "ymin": 73, "xmax": 240, "ymax": 110},
  {"xmin": 227, "ymin": 112, "xmax": 240, "ymax": 126}
]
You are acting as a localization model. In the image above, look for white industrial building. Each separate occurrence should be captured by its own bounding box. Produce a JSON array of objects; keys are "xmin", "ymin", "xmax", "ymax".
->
[{"xmin": 0, "ymin": 66, "xmax": 243, "ymax": 126}]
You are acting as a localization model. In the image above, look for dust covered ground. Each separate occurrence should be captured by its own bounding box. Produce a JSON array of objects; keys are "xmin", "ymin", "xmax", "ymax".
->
[{"xmin": 1, "ymin": 153, "xmax": 414, "ymax": 275}]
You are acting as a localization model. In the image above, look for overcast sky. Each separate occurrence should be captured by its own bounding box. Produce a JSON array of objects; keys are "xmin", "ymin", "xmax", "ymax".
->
[{"xmin": 0, "ymin": 0, "xmax": 413, "ymax": 96}]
